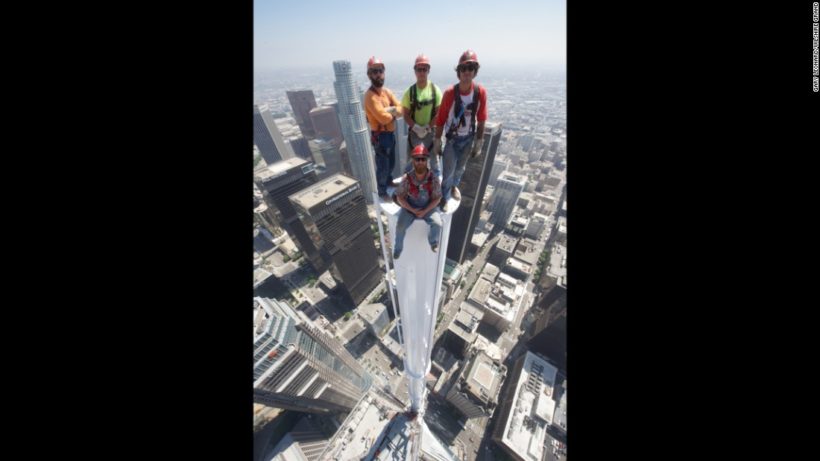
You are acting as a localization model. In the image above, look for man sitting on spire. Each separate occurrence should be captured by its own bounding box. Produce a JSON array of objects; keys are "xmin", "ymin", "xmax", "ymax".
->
[{"xmin": 392, "ymin": 144, "xmax": 442, "ymax": 259}]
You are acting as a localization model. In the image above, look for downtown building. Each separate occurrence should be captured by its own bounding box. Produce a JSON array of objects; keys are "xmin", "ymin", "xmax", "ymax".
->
[
  {"xmin": 254, "ymin": 297, "xmax": 372, "ymax": 415},
  {"xmin": 489, "ymin": 158, "xmax": 508, "ymax": 188},
  {"xmin": 491, "ymin": 351, "xmax": 567, "ymax": 461},
  {"xmin": 446, "ymin": 121, "xmax": 503, "ymax": 264},
  {"xmin": 491, "ymin": 172, "xmax": 527, "ymax": 230},
  {"xmin": 289, "ymin": 173, "xmax": 382, "ymax": 307},
  {"xmin": 254, "ymin": 104, "xmax": 295, "ymax": 165},
  {"xmin": 286, "ymin": 89, "xmax": 318, "ymax": 139},
  {"xmin": 445, "ymin": 348, "xmax": 507, "ymax": 419},
  {"xmin": 466, "ymin": 271, "xmax": 527, "ymax": 333},
  {"xmin": 308, "ymin": 137, "xmax": 344, "ymax": 180},
  {"xmin": 332, "ymin": 60, "xmax": 378, "ymax": 205},
  {"xmin": 309, "ymin": 104, "xmax": 344, "ymax": 145},
  {"xmin": 391, "ymin": 117, "xmax": 410, "ymax": 181},
  {"xmin": 253, "ymin": 158, "xmax": 326, "ymax": 273},
  {"xmin": 288, "ymin": 135, "xmax": 313, "ymax": 162}
]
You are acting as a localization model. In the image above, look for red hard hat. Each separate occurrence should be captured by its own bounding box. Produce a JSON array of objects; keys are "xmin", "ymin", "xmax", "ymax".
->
[
  {"xmin": 458, "ymin": 49, "xmax": 479, "ymax": 66},
  {"xmin": 414, "ymin": 54, "xmax": 430, "ymax": 67},
  {"xmin": 367, "ymin": 56, "xmax": 385, "ymax": 71},
  {"xmin": 411, "ymin": 144, "xmax": 429, "ymax": 158}
]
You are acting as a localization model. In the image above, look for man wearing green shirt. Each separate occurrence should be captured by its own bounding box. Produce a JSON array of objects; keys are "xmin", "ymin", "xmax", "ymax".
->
[{"xmin": 401, "ymin": 54, "xmax": 443, "ymax": 179}]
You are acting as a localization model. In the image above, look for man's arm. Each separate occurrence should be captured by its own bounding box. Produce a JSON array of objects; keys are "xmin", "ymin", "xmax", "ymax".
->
[
  {"xmin": 396, "ymin": 194, "xmax": 419, "ymax": 214},
  {"xmin": 365, "ymin": 92, "xmax": 396, "ymax": 126},
  {"xmin": 416, "ymin": 196, "xmax": 441, "ymax": 217},
  {"xmin": 400, "ymin": 90, "xmax": 414, "ymax": 128}
]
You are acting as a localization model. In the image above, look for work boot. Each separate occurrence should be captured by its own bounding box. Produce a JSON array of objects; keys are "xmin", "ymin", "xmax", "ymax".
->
[
  {"xmin": 451, "ymin": 186, "xmax": 461, "ymax": 200},
  {"xmin": 430, "ymin": 243, "xmax": 438, "ymax": 253}
]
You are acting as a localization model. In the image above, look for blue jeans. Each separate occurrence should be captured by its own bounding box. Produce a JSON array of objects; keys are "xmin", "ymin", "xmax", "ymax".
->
[
  {"xmin": 441, "ymin": 133, "xmax": 474, "ymax": 201},
  {"xmin": 394, "ymin": 207, "xmax": 442, "ymax": 255},
  {"xmin": 373, "ymin": 131, "xmax": 396, "ymax": 195}
]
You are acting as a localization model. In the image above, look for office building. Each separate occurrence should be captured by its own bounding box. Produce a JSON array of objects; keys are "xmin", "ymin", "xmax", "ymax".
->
[
  {"xmin": 254, "ymin": 158, "xmax": 325, "ymax": 273},
  {"xmin": 489, "ymin": 234, "xmax": 519, "ymax": 267},
  {"xmin": 492, "ymin": 352, "xmax": 566, "ymax": 461},
  {"xmin": 289, "ymin": 174, "xmax": 382, "ymax": 307},
  {"xmin": 443, "ymin": 303, "xmax": 484, "ymax": 360},
  {"xmin": 491, "ymin": 173, "xmax": 527, "ymax": 230},
  {"xmin": 254, "ymin": 297, "xmax": 372, "ymax": 414},
  {"xmin": 359, "ymin": 302, "xmax": 390, "ymax": 338},
  {"xmin": 447, "ymin": 122, "xmax": 502, "ymax": 263},
  {"xmin": 445, "ymin": 349, "xmax": 506, "ymax": 419},
  {"xmin": 309, "ymin": 104, "xmax": 344, "ymax": 144},
  {"xmin": 254, "ymin": 104, "xmax": 295, "ymax": 164},
  {"xmin": 286, "ymin": 90, "xmax": 318, "ymax": 138},
  {"xmin": 309, "ymin": 137, "xmax": 344, "ymax": 179},
  {"xmin": 489, "ymin": 158, "xmax": 507, "ymax": 188},
  {"xmin": 288, "ymin": 136, "xmax": 313, "ymax": 162},
  {"xmin": 332, "ymin": 61, "xmax": 377, "ymax": 204}
]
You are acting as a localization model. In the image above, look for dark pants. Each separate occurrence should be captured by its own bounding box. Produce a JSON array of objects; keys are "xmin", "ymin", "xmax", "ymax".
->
[{"xmin": 373, "ymin": 131, "xmax": 396, "ymax": 195}]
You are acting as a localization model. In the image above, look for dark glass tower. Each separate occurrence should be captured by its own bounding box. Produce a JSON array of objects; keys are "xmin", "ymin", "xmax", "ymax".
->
[
  {"xmin": 254, "ymin": 104, "xmax": 294, "ymax": 164},
  {"xmin": 446, "ymin": 122, "xmax": 503, "ymax": 263},
  {"xmin": 286, "ymin": 90, "xmax": 318, "ymax": 139},
  {"xmin": 254, "ymin": 158, "xmax": 326, "ymax": 273},
  {"xmin": 289, "ymin": 174, "xmax": 382, "ymax": 307}
]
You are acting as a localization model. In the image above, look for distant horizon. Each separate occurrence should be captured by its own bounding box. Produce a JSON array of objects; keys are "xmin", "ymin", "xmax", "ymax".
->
[{"xmin": 255, "ymin": 0, "xmax": 565, "ymax": 72}]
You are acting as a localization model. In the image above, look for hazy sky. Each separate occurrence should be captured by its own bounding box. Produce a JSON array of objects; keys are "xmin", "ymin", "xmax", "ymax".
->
[{"xmin": 254, "ymin": 0, "xmax": 565, "ymax": 72}]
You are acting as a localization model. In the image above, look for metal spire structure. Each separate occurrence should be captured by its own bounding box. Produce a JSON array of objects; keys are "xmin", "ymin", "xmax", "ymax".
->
[{"xmin": 373, "ymin": 191, "xmax": 460, "ymax": 461}]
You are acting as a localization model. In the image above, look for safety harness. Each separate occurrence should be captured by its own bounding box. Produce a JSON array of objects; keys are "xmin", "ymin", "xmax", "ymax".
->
[
  {"xmin": 409, "ymin": 83, "xmax": 438, "ymax": 124},
  {"xmin": 406, "ymin": 171, "xmax": 434, "ymax": 198},
  {"xmin": 445, "ymin": 84, "xmax": 480, "ymax": 140}
]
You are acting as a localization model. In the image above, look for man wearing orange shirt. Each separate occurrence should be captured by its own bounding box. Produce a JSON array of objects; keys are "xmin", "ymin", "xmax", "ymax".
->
[{"xmin": 363, "ymin": 56, "xmax": 403, "ymax": 200}]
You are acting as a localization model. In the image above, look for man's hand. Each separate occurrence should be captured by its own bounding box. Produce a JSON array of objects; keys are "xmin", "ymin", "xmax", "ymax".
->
[
  {"xmin": 433, "ymin": 138, "xmax": 442, "ymax": 156},
  {"xmin": 414, "ymin": 209, "xmax": 427, "ymax": 218},
  {"xmin": 386, "ymin": 106, "xmax": 398, "ymax": 115},
  {"xmin": 470, "ymin": 137, "xmax": 484, "ymax": 158},
  {"xmin": 411, "ymin": 124, "xmax": 429, "ymax": 138}
]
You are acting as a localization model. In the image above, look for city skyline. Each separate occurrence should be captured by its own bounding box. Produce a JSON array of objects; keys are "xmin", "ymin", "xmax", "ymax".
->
[
  {"xmin": 252, "ymin": 4, "xmax": 567, "ymax": 456},
  {"xmin": 254, "ymin": 0, "xmax": 566, "ymax": 72}
]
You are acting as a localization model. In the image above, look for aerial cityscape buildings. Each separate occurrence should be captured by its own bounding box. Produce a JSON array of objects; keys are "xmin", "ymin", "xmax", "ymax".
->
[{"xmin": 253, "ymin": 60, "xmax": 566, "ymax": 461}]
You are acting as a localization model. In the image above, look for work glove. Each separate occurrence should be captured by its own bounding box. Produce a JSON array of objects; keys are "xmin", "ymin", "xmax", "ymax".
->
[
  {"xmin": 386, "ymin": 106, "xmax": 401, "ymax": 119},
  {"xmin": 470, "ymin": 137, "xmax": 484, "ymax": 158},
  {"xmin": 433, "ymin": 137, "xmax": 443, "ymax": 157},
  {"xmin": 411, "ymin": 124, "xmax": 429, "ymax": 138}
]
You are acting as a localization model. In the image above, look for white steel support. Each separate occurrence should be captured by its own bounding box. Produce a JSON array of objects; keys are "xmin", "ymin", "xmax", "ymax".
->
[{"xmin": 380, "ymin": 196, "xmax": 459, "ymax": 413}]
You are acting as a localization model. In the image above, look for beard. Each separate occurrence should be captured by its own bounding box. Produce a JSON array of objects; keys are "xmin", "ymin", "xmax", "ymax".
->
[
  {"xmin": 414, "ymin": 163, "xmax": 428, "ymax": 175},
  {"xmin": 369, "ymin": 76, "xmax": 384, "ymax": 87}
]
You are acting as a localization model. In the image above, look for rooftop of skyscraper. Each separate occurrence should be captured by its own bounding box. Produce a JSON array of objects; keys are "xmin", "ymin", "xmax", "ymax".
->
[
  {"xmin": 497, "ymin": 234, "xmax": 519, "ymax": 254},
  {"xmin": 255, "ymin": 157, "xmax": 310, "ymax": 182},
  {"xmin": 289, "ymin": 173, "xmax": 359, "ymax": 210},
  {"xmin": 498, "ymin": 172, "xmax": 527, "ymax": 185},
  {"xmin": 459, "ymin": 350, "xmax": 506, "ymax": 406},
  {"xmin": 480, "ymin": 262, "xmax": 500, "ymax": 283},
  {"xmin": 496, "ymin": 352, "xmax": 565, "ymax": 461}
]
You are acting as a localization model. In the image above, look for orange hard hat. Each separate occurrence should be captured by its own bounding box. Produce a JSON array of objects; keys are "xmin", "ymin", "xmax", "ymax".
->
[
  {"xmin": 367, "ymin": 56, "xmax": 385, "ymax": 71},
  {"xmin": 458, "ymin": 49, "xmax": 479, "ymax": 66},
  {"xmin": 411, "ymin": 144, "xmax": 429, "ymax": 158}
]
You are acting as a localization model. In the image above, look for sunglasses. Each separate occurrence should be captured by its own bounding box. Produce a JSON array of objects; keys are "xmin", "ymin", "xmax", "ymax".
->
[
  {"xmin": 414, "ymin": 67, "xmax": 430, "ymax": 72},
  {"xmin": 413, "ymin": 157, "xmax": 428, "ymax": 162},
  {"xmin": 458, "ymin": 64, "xmax": 477, "ymax": 72}
]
